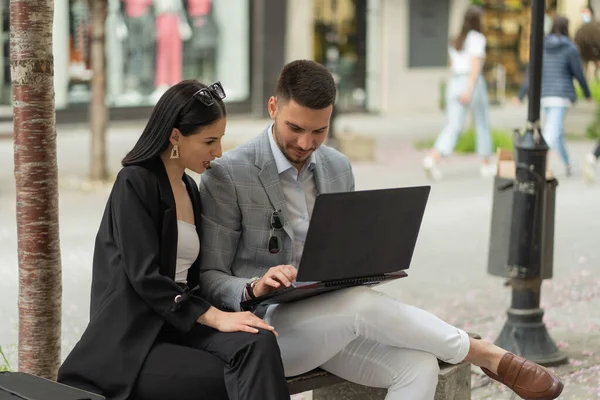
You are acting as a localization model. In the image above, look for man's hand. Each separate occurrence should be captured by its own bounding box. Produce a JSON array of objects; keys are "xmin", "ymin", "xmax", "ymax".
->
[
  {"xmin": 198, "ymin": 307, "xmax": 278, "ymax": 336},
  {"xmin": 253, "ymin": 265, "xmax": 297, "ymax": 298}
]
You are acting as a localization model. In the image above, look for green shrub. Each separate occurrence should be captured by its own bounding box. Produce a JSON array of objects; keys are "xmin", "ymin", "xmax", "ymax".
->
[
  {"xmin": 415, "ymin": 128, "xmax": 514, "ymax": 153},
  {"xmin": 586, "ymin": 103, "xmax": 600, "ymax": 140},
  {"xmin": 576, "ymin": 80, "xmax": 600, "ymax": 139},
  {"xmin": 576, "ymin": 80, "xmax": 600, "ymax": 103},
  {"xmin": 0, "ymin": 345, "xmax": 11, "ymax": 372}
]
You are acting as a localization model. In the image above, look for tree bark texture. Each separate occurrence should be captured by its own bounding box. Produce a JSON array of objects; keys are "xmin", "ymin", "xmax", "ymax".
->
[
  {"xmin": 90, "ymin": 0, "xmax": 108, "ymax": 181},
  {"xmin": 10, "ymin": 0, "xmax": 62, "ymax": 380}
]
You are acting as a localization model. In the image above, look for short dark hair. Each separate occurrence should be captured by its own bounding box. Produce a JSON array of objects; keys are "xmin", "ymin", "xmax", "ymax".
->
[
  {"xmin": 122, "ymin": 80, "xmax": 227, "ymax": 166},
  {"xmin": 551, "ymin": 15, "xmax": 570, "ymax": 37},
  {"xmin": 275, "ymin": 60, "xmax": 336, "ymax": 109}
]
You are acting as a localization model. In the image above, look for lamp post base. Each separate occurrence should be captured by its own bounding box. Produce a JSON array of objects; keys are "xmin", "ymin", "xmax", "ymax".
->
[{"xmin": 495, "ymin": 307, "xmax": 568, "ymax": 367}]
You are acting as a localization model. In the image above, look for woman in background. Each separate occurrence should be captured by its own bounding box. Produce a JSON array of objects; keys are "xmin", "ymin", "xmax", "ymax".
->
[
  {"xmin": 424, "ymin": 5, "xmax": 494, "ymax": 180},
  {"xmin": 516, "ymin": 16, "xmax": 591, "ymax": 177}
]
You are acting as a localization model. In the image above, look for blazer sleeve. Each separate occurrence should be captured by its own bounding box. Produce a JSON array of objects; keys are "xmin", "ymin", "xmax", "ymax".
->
[
  {"xmin": 112, "ymin": 169, "xmax": 211, "ymax": 331},
  {"xmin": 198, "ymin": 161, "xmax": 249, "ymax": 311}
]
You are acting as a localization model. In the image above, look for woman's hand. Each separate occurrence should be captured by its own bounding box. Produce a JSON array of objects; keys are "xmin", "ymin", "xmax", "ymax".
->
[
  {"xmin": 459, "ymin": 92, "xmax": 471, "ymax": 105},
  {"xmin": 197, "ymin": 307, "xmax": 278, "ymax": 336}
]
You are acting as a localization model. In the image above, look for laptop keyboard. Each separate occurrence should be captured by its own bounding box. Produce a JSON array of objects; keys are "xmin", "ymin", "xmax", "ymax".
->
[{"xmin": 324, "ymin": 275, "xmax": 389, "ymax": 287}]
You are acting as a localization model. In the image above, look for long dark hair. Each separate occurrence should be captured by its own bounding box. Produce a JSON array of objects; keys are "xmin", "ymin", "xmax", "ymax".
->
[
  {"xmin": 121, "ymin": 80, "xmax": 227, "ymax": 166},
  {"xmin": 453, "ymin": 5, "xmax": 484, "ymax": 51},
  {"xmin": 551, "ymin": 16, "xmax": 570, "ymax": 37}
]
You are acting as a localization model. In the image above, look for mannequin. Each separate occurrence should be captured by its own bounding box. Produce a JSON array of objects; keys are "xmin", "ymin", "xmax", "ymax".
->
[
  {"xmin": 183, "ymin": 0, "xmax": 219, "ymax": 83},
  {"xmin": 69, "ymin": 0, "xmax": 92, "ymax": 81},
  {"xmin": 106, "ymin": 0, "xmax": 127, "ymax": 104},
  {"xmin": 121, "ymin": 0, "xmax": 155, "ymax": 100},
  {"xmin": 68, "ymin": 0, "xmax": 93, "ymax": 103},
  {"xmin": 150, "ymin": 0, "xmax": 192, "ymax": 103}
]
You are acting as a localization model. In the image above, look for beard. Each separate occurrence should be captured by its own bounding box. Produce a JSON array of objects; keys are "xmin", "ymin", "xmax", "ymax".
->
[{"xmin": 273, "ymin": 122, "xmax": 314, "ymax": 166}]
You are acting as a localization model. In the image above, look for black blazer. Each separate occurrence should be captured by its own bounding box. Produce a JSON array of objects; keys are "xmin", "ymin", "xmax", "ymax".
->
[{"xmin": 58, "ymin": 159, "xmax": 211, "ymax": 400}]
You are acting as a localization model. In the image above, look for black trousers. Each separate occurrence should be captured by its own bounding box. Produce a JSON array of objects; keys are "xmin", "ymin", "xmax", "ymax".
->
[
  {"xmin": 134, "ymin": 325, "xmax": 290, "ymax": 400},
  {"xmin": 594, "ymin": 141, "xmax": 600, "ymax": 159}
]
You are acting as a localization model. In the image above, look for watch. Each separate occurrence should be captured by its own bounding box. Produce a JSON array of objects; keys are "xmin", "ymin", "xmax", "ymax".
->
[{"xmin": 246, "ymin": 276, "xmax": 260, "ymax": 299}]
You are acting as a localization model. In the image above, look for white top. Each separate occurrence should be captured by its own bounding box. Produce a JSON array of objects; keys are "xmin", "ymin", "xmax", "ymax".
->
[
  {"xmin": 267, "ymin": 124, "xmax": 317, "ymax": 267},
  {"xmin": 154, "ymin": 0, "xmax": 184, "ymax": 14},
  {"xmin": 449, "ymin": 30, "xmax": 486, "ymax": 74},
  {"xmin": 175, "ymin": 220, "xmax": 200, "ymax": 284},
  {"xmin": 541, "ymin": 97, "xmax": 571, "ymax": 108}
]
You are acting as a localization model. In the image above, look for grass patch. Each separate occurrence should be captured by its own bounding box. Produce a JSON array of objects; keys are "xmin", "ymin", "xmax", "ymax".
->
[
  {"xmin": 414, "ymin": 128, "xmax": 514, "ymax": 153},
  {"xmin": 576, "ymin": 80, "xmax": 600, "ymax": 103},
  {"xmin": 576, "ymin": 81, "xmax": 600, "ymax": 140},
  {"xmin": 0, "ymin": 345, "xmax": 11, "ymax": 372}
]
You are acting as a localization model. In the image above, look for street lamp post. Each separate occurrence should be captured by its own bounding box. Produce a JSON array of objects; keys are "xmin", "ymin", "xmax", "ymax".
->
[{"xmin": 494, "ymin": 0, "xmax": 568, "ymax": 366}]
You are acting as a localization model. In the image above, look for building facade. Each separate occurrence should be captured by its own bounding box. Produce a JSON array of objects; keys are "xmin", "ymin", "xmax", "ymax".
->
[
  {"xmin": 0, "ymin": 0, "xmax": 592, "ymax": 121},
  {"xmin": 0, "ymin": 0, "xmax": 287, "ymax": 122},
  {"xmin": 287, "ymin": 0, "xmax": 592, "ymax": 115}
]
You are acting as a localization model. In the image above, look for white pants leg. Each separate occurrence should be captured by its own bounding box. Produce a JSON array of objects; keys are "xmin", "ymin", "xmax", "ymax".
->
[
  {"xmin": 321, "ymin": 338, "xmax": 440, "ymax": 400},
  {"xmin": 264, "ymin": 286, "xmax": 470, "ymax": 399}
]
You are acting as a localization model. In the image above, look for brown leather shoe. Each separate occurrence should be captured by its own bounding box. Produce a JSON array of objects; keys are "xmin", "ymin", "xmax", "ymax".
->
[{"xmin": 481, "ymin": 352, "xmax": 563, "ymax": 400}]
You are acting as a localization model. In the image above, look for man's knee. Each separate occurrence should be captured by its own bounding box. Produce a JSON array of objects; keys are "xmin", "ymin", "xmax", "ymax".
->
[{"xmin": 412, "ymin": 353, "xmax": 440, "ymax": 385}]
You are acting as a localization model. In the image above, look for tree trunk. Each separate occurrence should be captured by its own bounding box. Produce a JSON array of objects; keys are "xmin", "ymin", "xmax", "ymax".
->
[
  {"xmin": 90, "ymin": 0, "xmax": 108, "ymax": 181},
  {"xmin": 10, "ymin": 0, "xmax": 62, "ymax": 380}
]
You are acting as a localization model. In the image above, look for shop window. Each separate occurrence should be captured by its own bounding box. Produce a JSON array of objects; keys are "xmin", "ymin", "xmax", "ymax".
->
[
  {"xmin": 480, "ymin": 0, "xmax": 558, "ymax": 102},
  {"xmin": 314, "ymin": 0, "xmax": 367, "ymax": 112},
  {"xmin": 408, "ymin": 0, "xmax": 451, "ymax": 68},
  {"xmin": 67, "ymin": 0, "xmax": 250, "ymax": 107}
]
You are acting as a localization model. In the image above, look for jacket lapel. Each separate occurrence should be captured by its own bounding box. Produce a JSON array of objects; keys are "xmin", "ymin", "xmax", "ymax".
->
[
  {"xmin": 147, "ymin": 159, "xmax": 178, "ymax": 280},
  {"xmin": 255, "ymin": 128, "xmax": 295, "ymax": 242},
  {"xmin": 313, "ymin": 150, "xmax": 328, "ymax": 195}
]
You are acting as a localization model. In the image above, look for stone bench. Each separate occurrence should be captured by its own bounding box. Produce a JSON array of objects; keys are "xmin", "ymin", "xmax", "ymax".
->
[{"xmin": 286, "ymin": 361, "xmax": 471, "ymax": 400}]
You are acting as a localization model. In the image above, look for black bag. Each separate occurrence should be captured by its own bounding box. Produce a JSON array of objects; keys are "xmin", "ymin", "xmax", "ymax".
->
[{"xmin": 0, "ymin": 372, "xmax": 105, "ymax": 400}]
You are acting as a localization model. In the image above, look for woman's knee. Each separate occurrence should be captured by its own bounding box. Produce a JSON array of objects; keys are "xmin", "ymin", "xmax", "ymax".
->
[{"xmin": 247, "ymin": 329, "xmax": 282, "ymax": 355}]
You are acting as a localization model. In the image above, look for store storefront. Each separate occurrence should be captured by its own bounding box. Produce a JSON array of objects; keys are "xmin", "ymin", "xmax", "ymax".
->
[
  {"xmin": 478, "ymin": 0, "xmax": 559, "ymax": 103},
  {"xmin": 478, "ymin": 0, "xmax": 591, "ymax": 102},
  {"xmin": 313, "ymin": 0, "xmax": 367, "ymax": 112},
  {"xmin": 0, "ymin": 0, "xmax": 260, "ymax": 122}
]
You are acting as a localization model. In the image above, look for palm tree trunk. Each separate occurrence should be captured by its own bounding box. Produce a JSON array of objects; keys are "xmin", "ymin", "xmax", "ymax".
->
[
  {"xmin": 10, "ymin": 0, "xmax": 62, "ymax": 380},
  {"xmin": 90, "ymin": 0, "xmax": 108, "ymax": 181}
]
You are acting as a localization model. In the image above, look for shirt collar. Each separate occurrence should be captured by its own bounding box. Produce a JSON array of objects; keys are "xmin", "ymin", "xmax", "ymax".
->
[{"xmin": 268, "ymin": 124, "xmax": 316, "ymax": 174}]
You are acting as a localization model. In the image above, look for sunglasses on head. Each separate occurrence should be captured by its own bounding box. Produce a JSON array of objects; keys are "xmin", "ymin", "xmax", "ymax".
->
[
  {"xmin": 268, "ymin": 210, "xmax": 284, "ymax": 254},
  {"xmin": 192, "ymin": 81, "xmax": 226, "ymax": 107}
]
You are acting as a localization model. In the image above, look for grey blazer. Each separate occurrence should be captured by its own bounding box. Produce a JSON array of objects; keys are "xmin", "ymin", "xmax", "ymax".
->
[{"xmin": 198, "ymin": 127, "xmax": 355, "ymax": 311}]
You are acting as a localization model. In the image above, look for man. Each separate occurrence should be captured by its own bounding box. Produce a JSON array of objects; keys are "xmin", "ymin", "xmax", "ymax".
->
[{"xmin": 199, "ymin": 60, "xmax": 563, "ymax": 399}]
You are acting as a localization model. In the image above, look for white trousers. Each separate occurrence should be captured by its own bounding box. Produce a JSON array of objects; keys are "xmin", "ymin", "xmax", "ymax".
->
[{"xmin": 264, "ymin": 286, "xmax": 470, "ymax": 400}]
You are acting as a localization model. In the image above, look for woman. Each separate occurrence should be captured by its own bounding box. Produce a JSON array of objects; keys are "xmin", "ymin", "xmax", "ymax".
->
[
  {"xmin": 58, "ymin": 80, "xmax": 290, "ymax": 400},
  {"xmin": 423, "ymin": 5, "xmax": 494, "ymax": 180},
  {"xmin": 516, "ymin": 16, "xmax": 591, "ymax": 177}
]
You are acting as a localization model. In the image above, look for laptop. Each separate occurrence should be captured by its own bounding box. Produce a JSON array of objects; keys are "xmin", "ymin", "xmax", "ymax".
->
[{"xmin": 240, "ymin": 185, "xmax": 431, "ymax": 311}]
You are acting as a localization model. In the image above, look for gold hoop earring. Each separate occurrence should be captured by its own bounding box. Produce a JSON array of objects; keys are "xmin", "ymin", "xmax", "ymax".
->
[{"xmin": 170, "ymin": 144, "xmax": 180, "ymax": 159}]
